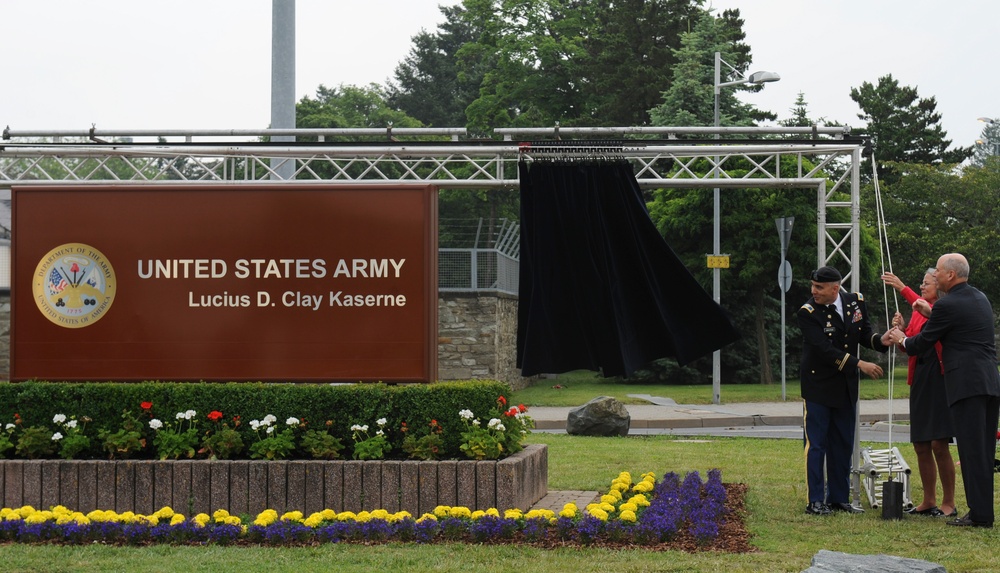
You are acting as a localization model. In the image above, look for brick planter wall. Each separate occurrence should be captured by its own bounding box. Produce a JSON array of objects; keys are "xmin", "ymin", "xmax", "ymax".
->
[{"xmin": 0, "ymin": 444, "xmax": 547, "ymax": 516}]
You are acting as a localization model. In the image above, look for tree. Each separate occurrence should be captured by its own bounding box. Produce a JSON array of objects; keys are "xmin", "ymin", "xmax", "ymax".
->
[
  {"xmin": 580, "ymin": 0, "xmax": 703, "ymax": 126},
  {"xmin": 849, "ymin": 75, "xmax": 971, "ymax": 183},
  {"xmin": 863, "ymin": 160, "xmax": 1000, "ymax": 313},
  {"xmin": 387, "ymin": 5, "xmax": 482, "ymax": 128},
  {"xmin": 648, "ymin": 9, "xmax": 769, "ymax": 129}
]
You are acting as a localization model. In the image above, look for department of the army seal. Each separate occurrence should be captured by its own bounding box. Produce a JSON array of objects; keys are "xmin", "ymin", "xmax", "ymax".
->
[{"xmin": 32, "ymin": 243, "xmax": 117, "ymax": 328}]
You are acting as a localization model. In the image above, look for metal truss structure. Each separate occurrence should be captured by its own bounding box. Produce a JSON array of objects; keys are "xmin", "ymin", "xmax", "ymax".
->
[{"xmin": 2, "ymin": 125, "xmax": 868, "ymax": 287}]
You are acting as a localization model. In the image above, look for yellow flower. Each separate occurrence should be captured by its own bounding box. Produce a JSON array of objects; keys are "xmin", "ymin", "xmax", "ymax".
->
[
  {"xmin": 224, "ymin": 516, "xmax": 242, "ymax": 526},
  {"xmin": 416, "ymin": 513, "xmax": 437, "ymax": 523},
  {"xmin": 449, "ymin": 506, "xmax": 472, "ymax": 519},
  {"xmin": 503, "ymin": 509, "xmax": 523, "ymax": 520},
  {"xmin": 193, "ymin": 513, "xmax": 211, "ymax": 528},
  {"xmin": 356, "ymin": 511, "xmax": 372, "ymax": 523},
  {"xmin": 588, "ymin": 507, "xmax": 609, "ymax": 521},
  {"xmin": 254, "ymin": 509, "xmax": 278, "ymax": 526},
  {"xmin": 562, "ymin": 503, "xmax": 578, "ymax": 513},
  {"xmin": 632, "ymin": 481, "xmax": 654, "ymax": 493},
  {"xmin": 484, "ymin": 508, "xmax": 500, "ymax": 517},
  {"xmin": 525, "ymin": 509, "xmax": 555, "ymax": 520},
  {"xmin": 558, "ymin": 507, "xmax": 576, "ymax": 519},
  {"xmin": 118, "ymin": 511, "xmax": 137, "ymax": 524},
  {"xmin": 470, "ymin": 510, "xmax": 486, "ymax": 520},
  {"xmin": 390, "ymin": 511, "xmax": 411, "ymax": 522},
  {"xmin": 170, "ymin": 514, "xmax": 186, "ymax": 526},
  {"xmin": 619, "ymin": 509, "xmax": 637, "ymax": 523},
  {"xmin": 17, "ymin": 506, "xmax": 37, "ymax": 518},
  {"xmin": 154, "ymin": 507, "xmax": 175, "ymax": 520},
  {"xmin": 213, "ymin": 509, "xmax": 230, "ymax": 522},
  {"xmin": 320, "ymin": 509, "xmax": 337, "ymax": 521},
  {"xmin": 336, "ymin": 511, "xmax": 357, "ymax": 522},
  {"xmin": 599, "ymin": 502, "xmax": 616, "ymax": 513},
  {"xmin": 280, "ymin": 511, "xmax": 303, "ymax": 522},
  {"xmin": 628, "ymin": 494, "xmax": 651, "ymax": 507},
  {"xmin": 303, "ymin": 514, "xmax": 324, "ymax": 528},
  {"xmin": 370, "ymin": 509, "xmax": 390, "ymax": 521},
  {"xmin": 619, "ymin": 502, "xmax": 638, "ymax": 513},
  {"xmin": 25, "ymin": 511, "xmax": 51, "ymax": 524},
  {"xmin": 600, "ymin": 494, "xmax": 618, "ymax": 505},
  {"xmin": 71, "ymin": 512, "xmax": 90, "ymax": 525},
  {"xmin": 433, "ymin": 505, "xmax": 451, "ymax": 518}
]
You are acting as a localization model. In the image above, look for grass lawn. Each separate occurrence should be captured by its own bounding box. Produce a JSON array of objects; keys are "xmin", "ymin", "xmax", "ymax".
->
[{"xmin": 510, "ymin": 369, "xmax": 912, "ymax": 407}]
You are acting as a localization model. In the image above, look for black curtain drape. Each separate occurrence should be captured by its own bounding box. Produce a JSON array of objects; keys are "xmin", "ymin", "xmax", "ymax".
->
[{"xmin": 516, "ymin": 159, "xmax": 740, "ymax": 377}]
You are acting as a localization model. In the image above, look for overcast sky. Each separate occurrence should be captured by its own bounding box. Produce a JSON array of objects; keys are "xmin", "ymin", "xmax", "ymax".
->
[{"xmin": 4, "ymin": 0, "xmax": 998, "ymax": 151}]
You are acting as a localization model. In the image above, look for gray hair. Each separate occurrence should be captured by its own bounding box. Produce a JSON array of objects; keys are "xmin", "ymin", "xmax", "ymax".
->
[{"xmin": 940, "ymin": 254, "xmax": 970, "ymax": 279}]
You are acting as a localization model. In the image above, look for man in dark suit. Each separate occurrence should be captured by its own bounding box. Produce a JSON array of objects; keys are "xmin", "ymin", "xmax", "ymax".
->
[
  {"xmin": 892, "ymin": 253, "xmax": 1000, "ymax": 528},
  {"xmin": 798, "ymin": 266, "xmax": 891, "ymax": 515}
]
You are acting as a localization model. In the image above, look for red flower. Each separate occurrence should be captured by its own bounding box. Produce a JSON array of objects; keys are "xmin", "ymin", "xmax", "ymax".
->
[
  {"xmin": 497, "ymin": 395, "xmax": 507, "ymax": 407},
  {"xmin": 518, "ymin": 404, "xmax": 527, "ymax": 413},
  {"xmin": 140, "ymin": 401, "xmax": 153, "ymax": 411},
  {"xmin": 207, "ymin": 411, "xmax": 224, "ymax": 422}
]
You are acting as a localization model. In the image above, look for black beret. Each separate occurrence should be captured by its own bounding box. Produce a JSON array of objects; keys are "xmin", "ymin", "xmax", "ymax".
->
[{"xmin": 810, "ymin": 266, "xmax": 842, "ymax": 283}]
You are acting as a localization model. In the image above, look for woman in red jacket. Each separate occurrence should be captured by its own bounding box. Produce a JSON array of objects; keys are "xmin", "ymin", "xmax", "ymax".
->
[{"xmin": 882, "ymin": 269, "xmax": 956, "ymax": 517}]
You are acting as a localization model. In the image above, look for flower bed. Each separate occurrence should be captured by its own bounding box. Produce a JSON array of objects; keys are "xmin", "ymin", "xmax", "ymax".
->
[
  {"xmin": 0, "ymin": 468, "xmax": 748, "ymax": 552},
  {"xmin": 0, "ymin": 444, "xmax": 547, "ymax": 517}
]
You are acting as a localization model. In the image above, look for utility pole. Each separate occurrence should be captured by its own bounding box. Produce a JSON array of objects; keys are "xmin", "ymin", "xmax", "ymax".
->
[{"xmin": 270, "ymin": 0, "xmax": 295, "ymax": 180}]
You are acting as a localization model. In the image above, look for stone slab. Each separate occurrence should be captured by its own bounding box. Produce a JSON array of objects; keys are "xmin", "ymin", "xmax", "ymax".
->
[
  {"xmin": 322, "ymin": 461, "xmax": 343, "ymax": 513},
  {"xmin": 228, "ymin": 461, "xmax": 249, "ymax": 516},
  {"xmin": 303, "ymin": 461, "xmax": 324, "ymax": 515},
  {"xmin": 804, "ymin": 549, "xmax": 946, "ymax": 573},
  {"xmin": 380, "ymin": 461, "xmax": 401, "ymax": 513}
]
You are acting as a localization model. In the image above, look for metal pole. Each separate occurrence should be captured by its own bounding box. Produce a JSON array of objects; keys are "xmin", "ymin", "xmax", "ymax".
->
[
  {"xmin": 271, "ymin": 0, "xmax": 296, "ymax": 180},
  {"xmin": 712, "ymin": 52, "xmax": 722, "ymax": 405}
]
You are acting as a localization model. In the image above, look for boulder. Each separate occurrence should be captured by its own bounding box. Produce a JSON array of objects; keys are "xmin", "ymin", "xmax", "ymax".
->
[
  {"xmin": 566, "ymin": 396, "xmax": 630, "ymax": 437},
  {"xmin": 802, "ymin": 550, "xmax": 945, "ymax": 573}
]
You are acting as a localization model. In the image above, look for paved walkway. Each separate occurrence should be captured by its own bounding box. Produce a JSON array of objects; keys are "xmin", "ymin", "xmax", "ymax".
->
[
  {"xmin": 529, "ymin": 397, "xmax": 911, "ymax": 511},
  {"xmin": 530, "ymin": 396, "xmax": 909, "ymax": 431}
]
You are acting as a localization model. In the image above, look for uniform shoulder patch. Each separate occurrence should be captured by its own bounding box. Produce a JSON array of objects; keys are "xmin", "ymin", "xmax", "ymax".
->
[
  {"xmin": 855, "ymin": 292, "xmax": 865, "ymax": 301},
  {"xmin": 800, "ymin": 303, "xmax": 815, "ymax": 313}
]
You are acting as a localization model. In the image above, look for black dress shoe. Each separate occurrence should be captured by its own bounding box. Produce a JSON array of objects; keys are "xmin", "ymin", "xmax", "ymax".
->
[
  {"xmin": 946, "ymin": 514, "xmax": 993, "ymax": 528},
  {"xmin": 829, "ymin": 502, "xmax": 864, "ymax": 514},
  {"xmin": 805, "ymin": 502, "xmax": 831, "ymax": 515},
  {"xmin": 906, "ymin": 506, "xmax": 944, "ymax": 517}
]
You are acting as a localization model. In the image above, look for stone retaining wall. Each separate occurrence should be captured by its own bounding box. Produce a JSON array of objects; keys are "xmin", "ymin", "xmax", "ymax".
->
[{"xmin": 0, "ymin": 444, "xmax": 547, "ymax": 516}]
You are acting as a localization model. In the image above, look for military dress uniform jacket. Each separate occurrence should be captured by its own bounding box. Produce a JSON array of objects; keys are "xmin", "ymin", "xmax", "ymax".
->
[{"xmin": 797, "ymin": 292, "xmax": 888, "ymax": 408}]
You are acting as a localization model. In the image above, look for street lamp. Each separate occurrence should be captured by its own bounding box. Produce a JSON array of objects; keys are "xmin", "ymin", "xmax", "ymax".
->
[
  {"xmin": 710, "ymin": 52, "xmax": 780, "ymax": 405},
  {"xmin": 977, "ymin": 117, "xmax": 1000, "ymax": 155}
]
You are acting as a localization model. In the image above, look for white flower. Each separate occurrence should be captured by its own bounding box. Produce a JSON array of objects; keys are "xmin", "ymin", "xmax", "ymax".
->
[
  {"xmin": 263, "ymin": 414, "xmax": 277, "ymax": 425},
  {"xmin": 149, "ymin": 419, "xmax": 164, "ymax": 430},
  {"xmin": 360, "ymin": 424, "xmax": 369, "ymax": 432},
  {"xmin": 66, "ymin": 420, "xmax": 78, "ymax": 429},
  {"xmin": 185, "ymin": 410, "xmax": 197, "ymax": 420},
  {"xmin": 52, "ymin": 432, "xmax": 63, "ymax": 441},
  {"xmin": 52, "ymin": 414, "xmax": 67, "ymax": 424},
  {"xmin": 459, "ymin": 409, "xmax": 474, "ymax": 420},
  {"xmin": 472, "ymin": 419, "xmax": 481, "ymax": 426},
  {"xmin": 176, "ymin": 412, "xmax": 186, "ymax": 420},
  {"xmin": 266, "ymin": 426, "xmax": 275, "ymax": 434},
  {"xmin": 250, "ymin": 420, "xmax": 261, "ymax": 430},
  {"xmin": 376, "ymin": 430, "xmax": 384, "ymax": 436},
  {"xmin": 376, "ymin": 418, "xmax": 387, "ymax": 426},
  {"xmin": 496, "ymin": 424, "xmax": 506, "ymax": 432},
  {"xmin": 350, "ymin": 424, "xmax": 363, "ymax": 432},
  {"xmin": 286, "ymin": 417, "xmax": 299, "ymax": 426},
  {"xmin": 4, "ymin": 423, "xmax": 14, "ymax": 431}
]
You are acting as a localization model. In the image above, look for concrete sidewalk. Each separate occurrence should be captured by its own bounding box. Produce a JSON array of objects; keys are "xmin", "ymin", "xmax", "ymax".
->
[{"xmin": 529, "ymin": 396, "xmax": 910, "ymax": 431}]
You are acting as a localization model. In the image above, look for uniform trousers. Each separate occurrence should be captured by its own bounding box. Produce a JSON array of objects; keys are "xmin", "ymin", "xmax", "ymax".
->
[
  {"xmin": 950, "ymin": 394, "xmax": 1000, "ymax": 524},
  {"xmin": 804, "ymin": 399, "xmax": 855, "ymax": 504}
]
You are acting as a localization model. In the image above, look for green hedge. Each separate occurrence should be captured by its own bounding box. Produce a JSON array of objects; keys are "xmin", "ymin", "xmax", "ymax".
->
[{"xmin": 0, "ymin": 380, "xmax": 512, "ymax": 461}]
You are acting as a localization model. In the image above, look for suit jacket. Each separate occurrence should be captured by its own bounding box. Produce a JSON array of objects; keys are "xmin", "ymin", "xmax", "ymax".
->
[
  {"xmin": 797, "ymin": 292, "xmax": 889, "ymax": 407},
  {"xmin": 904, "ymin": 281, "xmax": 1000, "ymax": 405}
]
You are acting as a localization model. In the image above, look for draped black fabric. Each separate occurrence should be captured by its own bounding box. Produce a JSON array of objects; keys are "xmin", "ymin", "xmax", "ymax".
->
[{"xmin": 516, "ymin": 159, "xmax": 740, "ymax": 377}]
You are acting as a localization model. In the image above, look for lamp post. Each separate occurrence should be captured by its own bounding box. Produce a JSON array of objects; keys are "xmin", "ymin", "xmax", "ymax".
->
[
  {"xmin": 977, "ymin": 117, "xmax": 1000, "ymax": 155},
  {"xmin": 711, "ymin": 52, "xmax": 780, "ymax": 404}
]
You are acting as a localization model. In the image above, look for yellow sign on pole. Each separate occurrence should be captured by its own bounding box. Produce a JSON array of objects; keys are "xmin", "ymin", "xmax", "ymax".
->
[{"xmin": 706, "ymin": 255, "xmax": 730, "ymax": 269}]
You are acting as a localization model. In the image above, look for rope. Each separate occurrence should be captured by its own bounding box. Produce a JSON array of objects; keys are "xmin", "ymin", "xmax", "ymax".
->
[{"xmin": 871, "ymin": 157, "xmax": 899, "ymax": 472}]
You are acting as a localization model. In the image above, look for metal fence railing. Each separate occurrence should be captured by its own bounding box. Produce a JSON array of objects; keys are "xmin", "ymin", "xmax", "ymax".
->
[{"xmin": 439, "ymin": 248, "xmax": 519, "ymax": 295}]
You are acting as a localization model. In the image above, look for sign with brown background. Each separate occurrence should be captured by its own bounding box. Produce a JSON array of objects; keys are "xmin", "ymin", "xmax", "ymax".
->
[{"xmin": 12, "ymin": 185, "xmax": 438, "ymax": 382}]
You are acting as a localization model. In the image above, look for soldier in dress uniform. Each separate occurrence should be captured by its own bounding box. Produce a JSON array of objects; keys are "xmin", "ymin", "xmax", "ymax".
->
[{"xmin": 797, "ymin": 266, "xmax": 892, "ymax": 515}]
